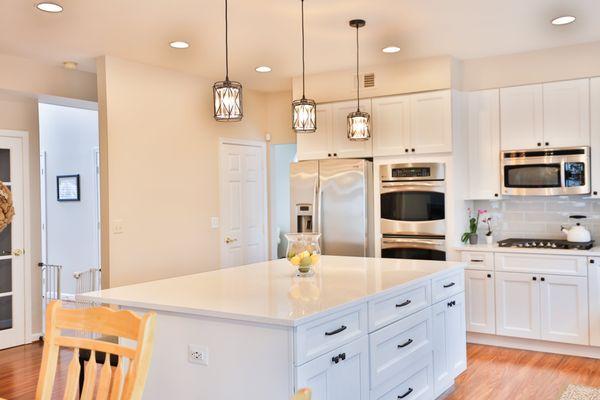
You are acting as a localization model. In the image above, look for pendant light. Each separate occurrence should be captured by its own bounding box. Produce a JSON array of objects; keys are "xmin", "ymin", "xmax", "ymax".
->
[
  {"xmin": 347, "ymin": 19, "xmax": 370, "ymax": 141},
  {"xmin": 292, "ymin": 0, "xmax": 317, "ymax": 133},
  {"xmin": 213, "ymin": 0, "xmax": 243, "ymax": 122}
]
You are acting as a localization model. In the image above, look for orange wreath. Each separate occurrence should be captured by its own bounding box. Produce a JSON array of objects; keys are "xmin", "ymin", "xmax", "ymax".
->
[{"xmin": 0, "ymin": 181, "xmax": 14, "ymax": 233}]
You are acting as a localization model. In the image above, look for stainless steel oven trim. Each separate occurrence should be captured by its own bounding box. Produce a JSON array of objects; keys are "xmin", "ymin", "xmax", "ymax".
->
[
  {"xmin": 381, "ymin": 219, "xmax": 446, "ymax": 236},
  {"xmin": 381, "ymin": 237, "xmax": 446, "ymax": 252},
  {"xmin": 501, "ymin": 147, "xmax": 590, "ymax": 196},
  {"xmin": 380, "ymin": 181, "xmax": 446, "ymax": 194},
  {"xmin": 380, "ymin": 162, "xmax": 445, "ymax": 182}
]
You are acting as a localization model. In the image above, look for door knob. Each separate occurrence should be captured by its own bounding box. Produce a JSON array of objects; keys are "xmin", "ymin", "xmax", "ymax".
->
[
  {"xmin": 12, "ymin": 249, "xmax": 24, "ymax": 256},
  {"xmin": 224, "ymin": 237, "xmax": 237, "ymax": 244}
]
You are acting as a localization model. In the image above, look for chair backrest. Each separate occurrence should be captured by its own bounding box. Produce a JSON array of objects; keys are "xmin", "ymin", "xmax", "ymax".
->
[
  {"xmin": 36, "ymin": 301, "xmax": 156, "ymax": 400},
  {"xmin": 292, "ymin": 388, "xmax": 311, "ymax": 400}
]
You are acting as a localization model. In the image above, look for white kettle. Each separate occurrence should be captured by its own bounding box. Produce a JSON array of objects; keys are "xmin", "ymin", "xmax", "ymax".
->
[{"xmin": 561, "ymin": 215, "xmax": 592, "ymax": 243}]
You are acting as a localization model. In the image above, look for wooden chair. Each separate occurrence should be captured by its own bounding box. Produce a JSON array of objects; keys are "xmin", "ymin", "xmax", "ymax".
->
[
  {"xmin": 292, "ymin": 388, "xmax": 311, "ymax": 400},
  {"xmin": 35, "ymin": 300, "xmax": 156, "ymax": 400}
]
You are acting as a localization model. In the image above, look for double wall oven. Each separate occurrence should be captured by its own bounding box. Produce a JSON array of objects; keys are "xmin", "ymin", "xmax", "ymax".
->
[{"xmin": 380, "ymin": 163, "xmax": 446, "ymax": 260}]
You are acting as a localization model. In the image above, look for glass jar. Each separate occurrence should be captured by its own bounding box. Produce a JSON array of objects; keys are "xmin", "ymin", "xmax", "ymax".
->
[{"xmin": 285, "ymin": 233, "xmax": 321, "ymax": 277}]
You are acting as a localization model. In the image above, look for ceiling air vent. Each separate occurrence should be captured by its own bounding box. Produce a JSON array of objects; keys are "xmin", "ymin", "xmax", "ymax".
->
[{"xmin": 363, "ymin": 73, "xmax": 375, "ymax": 88}]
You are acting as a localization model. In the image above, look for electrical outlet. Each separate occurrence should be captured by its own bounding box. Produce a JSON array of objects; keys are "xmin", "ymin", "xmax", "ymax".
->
[{"xmin": 188, "ymin": 345, "xmax": 209, "ymax": 366}]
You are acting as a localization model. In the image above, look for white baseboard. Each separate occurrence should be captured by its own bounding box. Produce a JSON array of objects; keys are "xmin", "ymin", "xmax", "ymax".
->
[{"xmin": 468, "ymin": 332, "xmax": 600, "ymax": 359}]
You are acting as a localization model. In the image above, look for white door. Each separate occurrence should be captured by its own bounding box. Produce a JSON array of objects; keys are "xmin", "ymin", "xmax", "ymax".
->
[
  {"xmin": 296, "ymin": 336, "xmax": 369, "ymax": 400},
  {"xmin": 297, "ymin": 104, "xmax": 333, "ymax": 161},
  {"xmin": 540, "ymin": 275, "xmax": 589, "ymax": 345},
  {"xmin": 542, "ymin": 79, "xmax": 590, "ymax": 148},
  {"xmin": 0, "ymin": 135, "xmax": 26, "ymax": 349},
  {"xmin": 467, "ymin": 89, "xmax": 501, "ymax": 200},
  {"xmin": 220, "ymin": 141, "xmax": 267, "ymax": 268},
  {"xmin": 495, "ymin": 272, "xmax": 541, "ymax": 339},
  {"xmin": 590, "ymin": 78, "xmax": 600, "ymax": 198},
  {"xmin": 465, "ymin": 270, "xmax": 495, "ymax": 334},
  {"xmin": 372, "ymin": 95, "xmax": 411, "ymax": 156},
  {"xmin": 409, "ymin": 90, "xmax": 452, "ymax": 154},
  {"xmin": 331, "ymin": 100, "xmax": 373, "ymax": 158},
  {"xmin": 500, "ymin": 84, "xmax": 544, "ymax": 150},
  {"xmin": 589, "ymin": 258, "xmax": 600, "ymax": 346}
]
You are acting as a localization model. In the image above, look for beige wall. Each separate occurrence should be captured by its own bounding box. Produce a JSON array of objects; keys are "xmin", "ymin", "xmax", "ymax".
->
[
  {"xmin": 292, "ymin": 55, "xmax": 453, "ymax": 103},
  {"xmin": 266, "ymin": 90, "xmax": 296, "ymax": 145},
  {"xmin": 460, "ymin": 41, "xmax": 600, "ymax": 91},
  {"xmin": 97, "ymin": 56, "xmax": 271, "ymax": 287}
]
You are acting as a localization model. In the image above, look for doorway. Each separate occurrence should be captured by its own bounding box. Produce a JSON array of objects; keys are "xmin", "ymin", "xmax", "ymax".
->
[
  {"xmin": 269, "ymin": 143, "xmax": 297, "ymax": 259},
  {"xmin": 0, "ymin": 132, "xmax": 28, "ymax": 350},
  {"xmin": 219, "ymin": 138, "xmax": 268, "ymax": 268},
  {"xmin": 38, "ymin": 103, "xmax": 100, "ymax": 300}
]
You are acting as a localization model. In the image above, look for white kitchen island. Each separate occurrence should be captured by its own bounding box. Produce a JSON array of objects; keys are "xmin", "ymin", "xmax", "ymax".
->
[{"xmin": 79, "ymin": 256, "xmax": 467, "ymax": 400}]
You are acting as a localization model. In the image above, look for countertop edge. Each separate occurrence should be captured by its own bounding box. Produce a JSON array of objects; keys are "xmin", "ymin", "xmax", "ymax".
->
[{"xmin": 455, "ymin": 244, "xmax": 600, "ymax": 257}]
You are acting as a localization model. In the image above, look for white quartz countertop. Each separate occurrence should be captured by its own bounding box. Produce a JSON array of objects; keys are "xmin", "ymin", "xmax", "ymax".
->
[
  {"xmin": 78, "ymin": 256, "xmax": 465, "ymax": 327},
  {"xmin": 455, "ymin": 243, "xmax": 600, "ymax": 257}
]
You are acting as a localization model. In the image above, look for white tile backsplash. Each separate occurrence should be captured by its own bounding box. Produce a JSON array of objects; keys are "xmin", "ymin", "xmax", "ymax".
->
[{"xmin": 473, "ymin": 197, "xmax": 600, "ymax": 241}]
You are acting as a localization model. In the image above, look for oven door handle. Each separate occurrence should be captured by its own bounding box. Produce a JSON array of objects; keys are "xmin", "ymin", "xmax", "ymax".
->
[
  {"xmin": 381, "ymin": 182, "xmax": 445, "ymax": 194},
  {"xmin": 382, "ymin": 238, "xmax": 446, "ymax": 251}
]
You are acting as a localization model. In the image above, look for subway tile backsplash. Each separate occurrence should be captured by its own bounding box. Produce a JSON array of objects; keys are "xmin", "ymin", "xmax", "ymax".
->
[{"xmin": 473, "ymin": 197, "xmax": 600, "ymax": 241}]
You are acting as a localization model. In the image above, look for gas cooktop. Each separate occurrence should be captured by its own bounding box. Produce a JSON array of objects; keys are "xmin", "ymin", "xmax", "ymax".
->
[{"xmin": 497, "ymin": 238, "xmax": 594, "ymax": 250}]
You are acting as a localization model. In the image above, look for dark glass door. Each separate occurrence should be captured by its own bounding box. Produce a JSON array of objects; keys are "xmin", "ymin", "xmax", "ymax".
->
[{"xmin": 380, "ymin": 191, "xmax": 445, "ymax": 222}]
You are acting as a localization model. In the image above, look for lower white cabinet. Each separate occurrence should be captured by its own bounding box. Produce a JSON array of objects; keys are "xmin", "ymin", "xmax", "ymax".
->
[
  {"xmin": 432, "ymin": 292, "xmax": 467, "ymax": 397},
  {"xmin": 296, "ymin": 336, "xmax": 370, "ymax": 400},
  {"xmin": 465, "ymin": 270, "xmax": 495, "ymax": 334},
  {"xmin": 495, "ymin": 272, "xmax": 541, "ymax": 339},
  {"xmin": 590, "ymin": 258, "xmax": 600, "ymax": 346},
  {"xmin": 369, "ymin": 356, "xmax": 434, "ymax": 400}
]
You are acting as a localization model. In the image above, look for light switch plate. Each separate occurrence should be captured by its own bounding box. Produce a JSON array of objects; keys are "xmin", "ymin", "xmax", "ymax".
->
[
  {"xmin": 112, "ymin": 219, "xmax": 124, "ymax": 234},
  {"xmin": 211, "ymin": 217, "xmax": 220, "ymax": 229}
]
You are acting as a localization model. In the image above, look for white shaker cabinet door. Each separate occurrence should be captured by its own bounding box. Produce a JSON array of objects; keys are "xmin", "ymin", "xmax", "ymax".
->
[
  {"xmin": 495, "ymin": 272, "xmax": 541, "ymax": 339},
  {"xmin": 467, "ymin": 89, "xmax": 501, "ymax": 200},
  {"xmin": 409, "ymin": 90, "xmax": 452, "ymax": 154},
  {"xmin": 590, "ymin": 78, "xmax": 600, "ymax": 198},
  {"xmin": 331, "ymin": 100, "xmax": 373, "ymax": 159},
  {"xmin": 500, "ymin": 84, "xmax": 544, "ymax": 151},
  {"xmin": 465, "ymin": 270, "xmax": 495, "ymax": 334},
  {"xmin": 590, "ymin": 258, "xmax": 600, "ymax": 347},
  {"xmin": 296, "ymin": 104, "xmax": 333, "ymax": 161},
  {"xmin": 372, "ymin": 94, "xmax": 411, "ymax": 156},
  {"xmin": 295, "ymin": 336, "xmax": 369, "ymax": 400},
  {"xmin": 542, "ymin": 79, "xmax": 590, "ymax": 148},
  {"xmin": 540, "ymin": 275, "xmax": 589, "ymax": 345}
]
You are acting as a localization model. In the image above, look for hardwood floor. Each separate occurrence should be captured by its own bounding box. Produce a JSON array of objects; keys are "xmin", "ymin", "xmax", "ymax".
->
[{"xmin": 0, "ymin": 342, "xmax": 599, "ymax": 399}]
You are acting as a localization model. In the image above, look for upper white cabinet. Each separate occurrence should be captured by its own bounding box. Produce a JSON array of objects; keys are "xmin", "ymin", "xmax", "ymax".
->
[
  {"xmin": 500, "ymin": 79, "xmax": 590, "ymax": 151},
  {"xmin": 332, "ymin": 100, "xmax": 373, "ymax": 159},
  {"xmin": 500, "ymin": 84, "xmax": 544, "ymax": 150},
  {"xmin": 542, "ymin": 79, "xmax": 590, "ymax": 148},
  {"xmin": 372, "ymin": 94, "xmax": 411, "ymax": 156},
  {"xmin": 372, "ymin": 90, "xmax": 452, "ymax": 156},
  {"xmin": 296, "ymin": 104, "xmax": 333, "ymax": 160},
  {"xmin": 590, "ymin": 78, "xmax": 600, "ymax": 198},
  {"xmin": 467, "ymin": 89, "xmax": 501, "ymax": 200},
  {"xmin": 410, "ymin": 90, "xmax": 453, "ymax": 154}
]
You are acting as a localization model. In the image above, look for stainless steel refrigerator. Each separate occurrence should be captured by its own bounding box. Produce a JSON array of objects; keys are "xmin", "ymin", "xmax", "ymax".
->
[{"xmin": 290, "ymin": 159, "xmax": 374, "ymax": 257}]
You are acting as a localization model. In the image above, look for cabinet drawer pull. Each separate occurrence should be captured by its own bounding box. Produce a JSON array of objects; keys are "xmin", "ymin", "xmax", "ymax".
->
[
  {"xmin": 447, "ymin": 300, "xmax": 456, "ymax": 308},
  {"xmin": 470, "ymin": 259, "xmax": 484, "ymax": 263},
  {"xmin": 443, "ymin": 282, "xmax": 455, "ymax": 288},
  {"xmin": 397, "ymin": 338, "xmax": 413, "ymax": 348},
  {"xmin": 324, "ymin": 325, "xmax": 347, "ymax": 336},
  {"xmin": 396, "ymin": 300, "xmax": 412, "ymax": 308},
  {"xmin": 398, "ymin": 388, "xmax": 413, "ymax": 399}
]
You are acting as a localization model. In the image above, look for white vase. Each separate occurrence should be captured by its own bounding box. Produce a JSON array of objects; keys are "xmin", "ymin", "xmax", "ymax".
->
[{"xmin": 485, "ymin": 235, "xmax": 493, "ymax": 245}]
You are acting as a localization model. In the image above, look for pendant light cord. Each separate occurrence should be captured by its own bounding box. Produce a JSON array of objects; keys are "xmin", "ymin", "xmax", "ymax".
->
[
  {"xmin": 301, "ymin": 0, "xmax": 306, "ymax": 100},
  {"xmin": 225, "ymin": 0, "xmax": 229, "ymax": 81},
  {"xmin": 356, "ymin": 24, "xmax": 360, "ymax": 111}
]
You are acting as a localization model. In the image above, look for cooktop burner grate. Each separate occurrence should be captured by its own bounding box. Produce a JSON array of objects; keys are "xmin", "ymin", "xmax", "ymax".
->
[{"xmin": 497, "ymin": 238, "xmax": 594, "ymax": 250}]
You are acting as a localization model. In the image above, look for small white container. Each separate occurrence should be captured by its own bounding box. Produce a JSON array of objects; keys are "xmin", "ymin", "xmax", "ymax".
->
[{"xmin": 485, "ymin": 235, "xmax": 493, "ymax": 245}]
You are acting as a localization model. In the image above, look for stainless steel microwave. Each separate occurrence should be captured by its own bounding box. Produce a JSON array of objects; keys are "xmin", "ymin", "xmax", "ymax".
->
[{"xmin": 501, "ymin": 147, "xmax": 590, "ymax": 196}]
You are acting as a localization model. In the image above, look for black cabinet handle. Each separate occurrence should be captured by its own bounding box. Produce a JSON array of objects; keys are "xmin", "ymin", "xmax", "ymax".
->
[
  {"xmin": 411, "ymin": 148, "xmax": 415, "ymax": 152},
  {"xmin": 494, "ymin": 193, "xmax": 499, "ymax": 197},
  {"xmin": 328, "ymin": 153, "xmax": 332, "ymax": 157},
  {"xmin": 537, "ymin": 142, "xmax": 542, "ymax": 147},
  {"xmin": 545, "ymin": 142, "xmax": 549, "ymax": 146},
  {"xmin": 591, "ymin": 259, "xmax": 595, "ymax": 264},
  {"xmin": 541, "ymin": 277, "xmax": 545, "ymax": 282},
  {"xmin": 471, "ymin": 259, "xmax": 484, "ymax": 263},
  {"xmin": 532, "ymin": 276, "xmax": 537, "ymax": 281},
  {"xmin": 443, "ymin": 282, "xmax": 455, "ymax": 288},
  {"xmin": 331, "ymin": 355, "xmax": 339, "ymax": 364},
  {"xmin": 398, "ymin": 388, "xmax": 413, "ymax": 399},
  {"xmin": 396, "ymin": 300, "xmax": 412, "ymax": 308},
  {"xmin": 594, "ymin": 191, "xmax": 598, "ymax": 196},
  {"xmin": 397, "ymin": 338, "xmax": 413, "ymax": 348},
  {"xmin": 487, "ymin": 274, "xmax": 492, "ymax": 278},
  {"xmin": 447, "ymin": 300, "xmax": 456, "ymax": 307},
  {"xmin": 339, "ymin": 352, "xmax": 346, "ymax": 361},
  {"xmin": 325, "ymin": 325, "xmax": 347, "ymax": 336},
  {"xmin": 405, "ymin": 148, "xmax": 409, "ymax": 153},
  {"xmin": 333, "ymin": 153, "xmax": 338, "ymax": 157}
]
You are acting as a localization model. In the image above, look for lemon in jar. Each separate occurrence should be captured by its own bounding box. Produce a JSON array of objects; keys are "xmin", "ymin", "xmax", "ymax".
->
[{"xmin": 290, "ymin": 256, "xmax": 301, "ymax": 266}]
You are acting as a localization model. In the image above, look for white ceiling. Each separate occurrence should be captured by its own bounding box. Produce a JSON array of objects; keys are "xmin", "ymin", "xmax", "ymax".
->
[{"xmin": 1, "ymin": 0, "xmax": 600, "ymax": 92}]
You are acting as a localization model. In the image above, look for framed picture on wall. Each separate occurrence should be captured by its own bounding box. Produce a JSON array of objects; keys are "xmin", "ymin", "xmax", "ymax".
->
[{"xmin": 57, "ymin": 175, "xmax": 80, "ymax": 201}]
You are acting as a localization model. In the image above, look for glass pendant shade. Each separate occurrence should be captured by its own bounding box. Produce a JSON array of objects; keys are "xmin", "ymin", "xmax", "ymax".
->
[
  {"xmin": 213, "ymin": 79, "xmax": 243, "ymax": 122},
  {"xmin": 347, "ymin": 110, "xmax": 370, "ymax": 140},
  {"xmin": 292, "ymin": 97, "xmax": 317, "ymax": 133}
]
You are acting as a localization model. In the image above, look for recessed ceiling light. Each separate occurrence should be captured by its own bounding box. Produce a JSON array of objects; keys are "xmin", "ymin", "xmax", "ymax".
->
[
  {"xmin": 63, "ymin": 61, "xmax": 78, "ymax": 70},
  {"xmin": 169, "ymin": 41, "xmax": 190, "ymax": 49},
  {"xmin": 382, "ymin": 46, "xmax": 401, "ymax": 54},
  {"xmin": 255, "ymin": 66, "xmax": 272, "ymax": 73},
  {"xmin": 551, "ymin": 15, "xmax": 576, "ymax": 25},
  {"xmin": 36, "ymin": 2, "xmax": 63, "ymax": 13}
]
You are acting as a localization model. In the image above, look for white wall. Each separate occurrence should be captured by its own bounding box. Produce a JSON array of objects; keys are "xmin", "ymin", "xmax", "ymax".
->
[
  {"xmin": 269, "ymin": 144, "xmax": 296, "ymax": 259},
  {"xmin": 39, "ymin": 103, "xmax": 99, "ymax": 295}
]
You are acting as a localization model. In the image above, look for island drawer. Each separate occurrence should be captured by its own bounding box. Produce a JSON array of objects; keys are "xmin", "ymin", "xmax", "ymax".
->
[
  {"xmin": 494, "ymin": 253, "xmax": 587, "ymax": 276},
  {"xmin": 369, "ymin": 307, "xmax": 432, "ymax": 389},
  {"xmin": 461, "ymin": 251, "xmax": 494, "ymax": 270},
  {"xmin": 370, "ymin": 355, "xmax": 434, "ymax": 400},
  {"xmin": 432, "ymin": 270, "xmax": 464, "ymax": 303},
  {"xmin": 368, "ymin": 281, "xmax": 431, "ymax": 332},
  {"xmin": 295, "ymin": 303, "xmax": 368, "ymax": 365}
]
